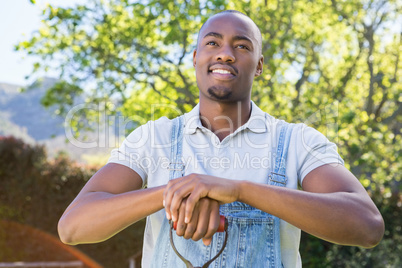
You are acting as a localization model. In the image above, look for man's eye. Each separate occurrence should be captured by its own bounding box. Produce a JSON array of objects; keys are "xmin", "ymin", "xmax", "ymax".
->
[
  {"xmin": 237, "ymin": 44, "xmax": 249, "ymax": 50},
  {"xmin": 206, "ymin": 41, "xmax": 217, "ymax": 46}
]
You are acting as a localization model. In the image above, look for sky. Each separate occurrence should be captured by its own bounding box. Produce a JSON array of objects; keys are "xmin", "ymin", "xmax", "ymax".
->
[{"xmin": 0, "ymin": 0, "xmax": 86, "ymax": 86}]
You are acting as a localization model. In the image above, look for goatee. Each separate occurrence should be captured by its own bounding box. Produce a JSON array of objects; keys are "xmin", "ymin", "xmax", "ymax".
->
[{"xmin": 207, "ymin": 86, "xmax": 232, "ymax": 100}]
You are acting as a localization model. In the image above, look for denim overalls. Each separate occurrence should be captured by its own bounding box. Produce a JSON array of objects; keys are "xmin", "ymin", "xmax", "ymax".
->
[{"xmin": 151, "ymin": 116, "xmax": 294, "ymax": 268}]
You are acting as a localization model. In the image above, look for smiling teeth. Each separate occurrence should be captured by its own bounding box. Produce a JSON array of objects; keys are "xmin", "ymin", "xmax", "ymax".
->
[{"xmin": 212, "ymin": 69, "xmax": 231, "ymax": 74}]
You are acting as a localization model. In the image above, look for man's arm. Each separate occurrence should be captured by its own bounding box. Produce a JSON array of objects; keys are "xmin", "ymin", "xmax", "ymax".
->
[
  {"xmin": 163, "ymin": 164, "xmax": 384, "ymax": 248},
  {"xmin": 239, "ymin": 164, "xmax": 384, "ymax": 247},
  {"xmin": 58, "ymin": 163, "xmax": 164, "ymax": 245},
  {"xmin": 58, "ymin": 162, "xmax": 221, "ymax": 246}
]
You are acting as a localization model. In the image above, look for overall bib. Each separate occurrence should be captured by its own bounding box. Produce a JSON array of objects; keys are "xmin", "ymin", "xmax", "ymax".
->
[{"xmin": 151, "ymin": 116, "xmax": 294, "ymax": 268}]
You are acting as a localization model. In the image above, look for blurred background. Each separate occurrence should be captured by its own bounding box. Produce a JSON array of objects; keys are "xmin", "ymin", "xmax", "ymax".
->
[{"xmin": 0, "ymin": 0, "xmax": 401, "ymax": 267}]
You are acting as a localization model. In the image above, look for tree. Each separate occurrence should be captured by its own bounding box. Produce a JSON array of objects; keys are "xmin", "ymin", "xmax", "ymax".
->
[
  {"xmin": 18, "ymin": 0, "xmax": 228, "ymax": 127},
  {"xmin": 17, "ymin": 0, "xmax": 401, "ymax": 266}
]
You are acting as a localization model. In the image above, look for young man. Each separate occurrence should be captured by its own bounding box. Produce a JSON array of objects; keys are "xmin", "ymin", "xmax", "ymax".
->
[{"xmin": 58, "ymin": 10, "xmax": 384, "ymax": 267}]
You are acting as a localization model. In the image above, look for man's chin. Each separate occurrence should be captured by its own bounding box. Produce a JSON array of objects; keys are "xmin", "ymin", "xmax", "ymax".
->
[{"xmin": 207, "ymin": 86, "xmax": 232, "ymax": 100}]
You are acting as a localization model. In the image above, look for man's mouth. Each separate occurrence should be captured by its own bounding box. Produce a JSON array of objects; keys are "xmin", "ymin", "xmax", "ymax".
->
[
  {"xmin": 208, "ymin": 64, "xmax": 237, "ymax": 80},
  {"xmin": 211, "ymin": 69, "xmax": 232, "ymax": 74}
]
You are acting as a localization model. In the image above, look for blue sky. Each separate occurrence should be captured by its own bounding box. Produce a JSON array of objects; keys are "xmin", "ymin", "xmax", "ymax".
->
[{"xmin": 0, "ymin": 0, "xmax": 86, "ymax": 86}]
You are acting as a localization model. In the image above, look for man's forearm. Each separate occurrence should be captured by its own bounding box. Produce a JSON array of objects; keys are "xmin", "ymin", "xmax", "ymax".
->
[
  {"xmin": 237, "ymin": 180, "xmax": 384, "ymax": 248},
  {"xmin": 58, "ymin": 185, "xmax": 165, "ymax": 245}
]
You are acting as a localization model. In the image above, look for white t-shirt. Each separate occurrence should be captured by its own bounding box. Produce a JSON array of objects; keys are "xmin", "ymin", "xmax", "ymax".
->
[{"xmin": 108, "ymin": 102, "xmax": 344, "ymax": 268}]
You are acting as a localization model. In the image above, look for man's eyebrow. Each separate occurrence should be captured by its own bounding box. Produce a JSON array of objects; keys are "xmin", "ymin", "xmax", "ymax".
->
[
  {"xmin": 203, "ymin": 32, "xmax": 223, "ymax": 39},
  {"xmin": 203, "ymin": 32, "xmax": 253, "ymax": 44},
  {"xmin": 233, "ymin": 35, "xmax": 253, "ymax": 44}
]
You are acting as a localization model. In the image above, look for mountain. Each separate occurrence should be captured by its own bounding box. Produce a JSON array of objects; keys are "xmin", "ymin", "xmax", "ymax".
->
[
  {"xmin": 0, "ymin": 78, "xmax": 116, "ymax": 164},
  {"xmin": 0, "ymin": 78, "xmax": 64, "ymax": 141}
]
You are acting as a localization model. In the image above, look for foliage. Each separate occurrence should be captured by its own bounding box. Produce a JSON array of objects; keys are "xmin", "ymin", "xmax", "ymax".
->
[
  {"xmin": 18, "ymin": 0, "xmax": 228, "ymax": 127},
  {"xmin": 300, "ymin": 187, "xmax": 402, "ymax": 267},
  {"xmin": 0, "ymin": 136, "xmax": 144, "ymax": 267},
  {"xmin": 15, "ymin": 0, "xmax": 402, "ymax": 266}
]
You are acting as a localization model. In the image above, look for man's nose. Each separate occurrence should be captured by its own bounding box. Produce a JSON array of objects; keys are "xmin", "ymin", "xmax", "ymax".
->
[{"xmin": 216, "ymin": 45, "xmax": 235, "ymax": 62}]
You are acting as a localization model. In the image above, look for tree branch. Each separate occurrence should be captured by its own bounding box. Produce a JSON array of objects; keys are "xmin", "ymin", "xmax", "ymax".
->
[
  {"xmin": 364, "ymin": 24, "xmax": 375, "ymax": 114},
  {"xmin": 293, "ymin": 66, "xmax": 309, "ymax": 107},
  {"xmin": 148, "ymin": 81, "xmax": 174, "ymax": 103},
  {"xmin": 293, "ymin": 43, "xmax": 319, "ymax": 107},
  {"xmin": 382, "ymin": 102, "xmax": 402, "ymax": 125},
  {"xmin": 336, "ymin": 40, "xmax": 364, "ymax": 98},
  {"xmin": 374, "ymin": 73, "xmax": 387, "ymax": 118}
]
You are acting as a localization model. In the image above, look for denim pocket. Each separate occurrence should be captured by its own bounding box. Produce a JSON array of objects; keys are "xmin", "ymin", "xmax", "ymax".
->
[{"xmin": 213, "ymin": 202, "xmax": 278, "ymax": 268}]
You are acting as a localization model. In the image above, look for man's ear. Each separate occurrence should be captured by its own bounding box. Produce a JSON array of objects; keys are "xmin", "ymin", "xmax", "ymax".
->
[
  {"xmin": 254, "ymin": 55, "xmax": 264, "ymax": 77},
  {"xmin": 193, "ymin": 49, "xmax": 197, "ymax": 67}
]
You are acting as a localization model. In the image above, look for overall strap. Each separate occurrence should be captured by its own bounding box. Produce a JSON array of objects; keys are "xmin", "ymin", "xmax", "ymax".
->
[
  {"xmin": 168, "ymin": 116, "xmax": 185, "ymax": 180},
  {"xmin": 269, "ymin": 123, "xmax": 295, "ymax": 187},
  {"xmin": 151, "ymin": 116, "xmax": 186, "ymax": 268},
  {"xmin": 270, "ymin": 122, "xmax": 294, "ymax": 268}
]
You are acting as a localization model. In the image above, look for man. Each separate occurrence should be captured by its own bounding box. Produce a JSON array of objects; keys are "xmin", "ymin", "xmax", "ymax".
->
[{"xmin": 58, "ymin": 10, "xmax": 384, "ymax": 267}]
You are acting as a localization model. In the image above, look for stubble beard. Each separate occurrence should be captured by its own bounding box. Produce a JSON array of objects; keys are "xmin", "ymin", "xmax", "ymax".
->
[{"xmin": 207, "ymin": 86, "xmax": 232, "ymax": 100}]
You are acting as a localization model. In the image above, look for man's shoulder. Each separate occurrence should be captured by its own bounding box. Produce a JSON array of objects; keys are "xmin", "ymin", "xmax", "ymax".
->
[
  {"xmin": 134, "ymin": 115, "xmax": 178, "ymax": 131},
  {"xmin": 260, "ymin": 112, "xmax": 319, "ymax": 142},
  {"xmin": 148, "ymin": 115, "xmax": 175, "ymax": 128},
  {"xmin": 122, "ymin": 116, "xmax": 175, "ymax": 147},
  {"xmin": 259, "ymin": 111, "xmax": 300, "ymax": 130}
]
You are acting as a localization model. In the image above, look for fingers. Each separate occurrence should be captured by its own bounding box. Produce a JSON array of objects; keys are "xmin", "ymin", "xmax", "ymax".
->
[
  {"xmin": 189, "ymin": 198, "xmax": 220, "ymax": 244},
  {"xmin": 171, "ymin": 197, "xmax": 221, "ymax": 246},
  {"xmin": 175, "ymin": 198, "xmax": 187, "ymax": 237},
  {"xmin": 164, "ymin": 174, "xmax": 237, "ymax": 224},
  {"xmin": 205, "ymin": 202, "xmax": 220, "ymax": 239},
  {"xmin": 185, "ymin": 186, "xmax": 207, "ymax": 223},
  {"xmin": 164, "ymin": 177, "xmax": 191, "ymax": 222},
  {"xmin": 190, "ymin": 198, "xmax": 210, "ymax": 241},
  {"xmin": 164, "ymin": 174, "xmax": 208, "ymax": 223},
  {"xmin": 183, "ymin": 202, "xmax": 199, "ymax": 239},
  {"xmin": 164, "ymin": 174, "xmax": 233, "ymax": 246},
  {"xmin": 201, "ymin": 199, "xmax": 220, "ymax": 246},
  {"xmin": 201, "ymin": 211, "xmax": 220, "ymax": 245}
]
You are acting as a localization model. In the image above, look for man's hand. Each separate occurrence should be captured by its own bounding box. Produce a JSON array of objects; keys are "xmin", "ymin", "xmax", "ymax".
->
[
  {"xmin": 163, "ymin": 173, "xmax": 240, "ymax": 225},
  {"xmin": 174, "ymin": 197, "xmax": 220, "ymax": 245}
]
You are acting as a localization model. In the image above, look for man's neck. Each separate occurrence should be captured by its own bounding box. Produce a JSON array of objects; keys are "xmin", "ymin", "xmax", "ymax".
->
[{"xmin": 199, "ymin": 99, "xmax": 251, "ymax": 141}]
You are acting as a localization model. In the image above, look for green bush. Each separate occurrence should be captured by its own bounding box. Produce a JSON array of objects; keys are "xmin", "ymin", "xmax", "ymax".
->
[{"xmin": 0, "ymin": 136, "xmax": 144, "ymax": 267}]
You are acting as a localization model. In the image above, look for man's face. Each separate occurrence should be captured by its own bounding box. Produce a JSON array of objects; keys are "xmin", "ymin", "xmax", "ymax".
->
[{"xmin": 193, "ymin": 13, "xmax": 263, "ymax": 103}]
